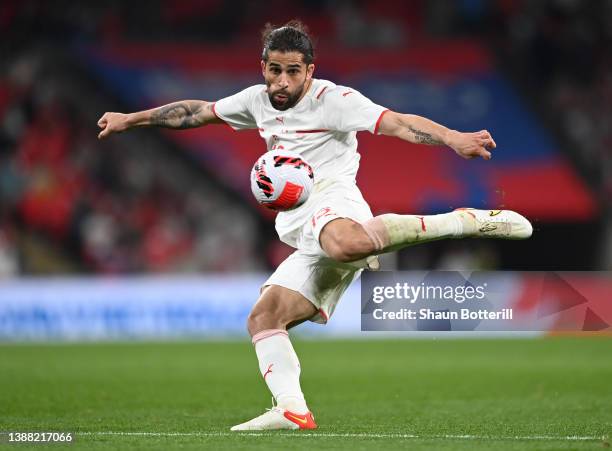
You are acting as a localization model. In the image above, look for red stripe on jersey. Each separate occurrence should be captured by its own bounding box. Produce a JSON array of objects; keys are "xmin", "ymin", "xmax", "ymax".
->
[
  {"xmin": 296, "ymin": 129, "xmax": 329, "ymax": 133},
  {"xmin": 316, "ymin": 86, "xmax": 328, "ymax": 99},
  {"xmin": 211, "ymin": 102, "xmax": 236, "ymax": 132},
  {"xmin": 318, "ymin": 308, "xmax": 329, "ymax": 322},
  {"xmin": 374, "ymin": 109, "xmax": 390, "ymax": 135}
]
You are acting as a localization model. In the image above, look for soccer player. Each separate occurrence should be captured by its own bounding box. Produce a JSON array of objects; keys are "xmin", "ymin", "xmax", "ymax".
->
[{"xmin": 97, "ymin": 21, "xmax": 532, "ymax": 431}]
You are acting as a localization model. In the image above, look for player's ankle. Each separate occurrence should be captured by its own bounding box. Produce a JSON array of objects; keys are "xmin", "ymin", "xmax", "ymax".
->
[
  {"xmin": 452, "ymin": 210, "xmax": 476, "ymax": 237},
  {"xmin": 277, "ymin": 396, "xmax": 309, "ymax": 414}
]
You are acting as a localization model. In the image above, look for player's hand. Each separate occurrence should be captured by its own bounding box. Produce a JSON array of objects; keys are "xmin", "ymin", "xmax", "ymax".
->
[
  {"xmin": 97, "ymin": 112, "xmax": 131, "ymax": 139},
  {"xmin": 447, "ymin": 130, "xmax": 496, "ymax": 160}
]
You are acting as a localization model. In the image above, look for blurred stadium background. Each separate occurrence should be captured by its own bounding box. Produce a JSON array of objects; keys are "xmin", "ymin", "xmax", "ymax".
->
[
  {"xmin": 1, "ymin": 0, "xmax": 610, "ymax": 337},
  {"xmin": 0, "ymin": 1, "xmax": 611, "ymax": 448},
  {"xmin": 1, "ymin": 0, "xmax": 609, "ymax": 280}
]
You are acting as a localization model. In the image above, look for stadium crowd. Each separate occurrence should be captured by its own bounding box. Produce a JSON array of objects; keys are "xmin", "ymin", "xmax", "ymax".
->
[
  {"xmin": 0, "ymin": 51, "xmax": 262, "ymax": 274},
  {"xmin": 492, "ymin": 0, "xmax": 611, "ymax": 203}
]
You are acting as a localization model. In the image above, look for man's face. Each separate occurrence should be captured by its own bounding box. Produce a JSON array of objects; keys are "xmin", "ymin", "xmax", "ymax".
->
[{"xmin": 261, "ymin": 50, "xmax": 314, "ymax": 111}]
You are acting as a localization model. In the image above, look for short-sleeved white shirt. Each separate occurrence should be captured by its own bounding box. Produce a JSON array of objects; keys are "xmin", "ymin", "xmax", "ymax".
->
[{"xmin": 214, "ymin": 78, "xmax": 388, "ymax": 240}]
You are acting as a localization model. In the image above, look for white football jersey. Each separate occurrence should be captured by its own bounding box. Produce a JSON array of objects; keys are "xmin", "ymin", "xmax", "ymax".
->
[{"xmin": 214, "ymin": 78, "xmax": 388, "ymax": 239}]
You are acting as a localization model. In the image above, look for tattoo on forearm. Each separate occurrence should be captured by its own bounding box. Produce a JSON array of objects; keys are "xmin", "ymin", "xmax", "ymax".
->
[
  {"xmin": 407, "ymin": 126, "xmax": 442, "ymax": 145},
  {"xmin": 151, "ymin": 102, "xmax": 204, "ymax": 129}
]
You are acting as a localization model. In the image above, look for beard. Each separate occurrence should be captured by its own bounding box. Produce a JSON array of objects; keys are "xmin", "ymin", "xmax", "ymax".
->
[{"xmin": 267, "ymin": 83, "xmax": 306, "ymax": 111}]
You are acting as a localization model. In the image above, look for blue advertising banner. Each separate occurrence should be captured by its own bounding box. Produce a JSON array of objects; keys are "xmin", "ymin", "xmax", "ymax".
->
[
  {"xmin": 0, "ymin": 276, "xmax": 361, "ymax": 340},
  {"xmin": 2, "ymin": 272, "xmax": 608, "ymax": 340}
]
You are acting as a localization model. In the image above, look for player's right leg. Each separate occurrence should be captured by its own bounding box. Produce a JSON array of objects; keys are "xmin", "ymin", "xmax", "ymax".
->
[
  {"xmin": 321, "ymin": 208, "xmax": 532, "ymax": 262},
  {"xmin": 362, "ymin": 208, "xmax": 533, "ymax": 254},
  {"xmin": 230, "ymin": 285, "xmax": 318, "ymax": 432}
]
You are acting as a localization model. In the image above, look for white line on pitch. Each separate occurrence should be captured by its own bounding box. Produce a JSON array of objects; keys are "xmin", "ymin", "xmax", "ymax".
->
[{"xmin": 77, "ymin": 431, "xmax": 606, "ymax": 441}]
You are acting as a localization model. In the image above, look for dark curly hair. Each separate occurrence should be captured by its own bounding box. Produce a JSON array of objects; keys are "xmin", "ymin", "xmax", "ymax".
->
[{"xmin": 261, "ymin": 20, "xmax": 315, "ymax": 65}]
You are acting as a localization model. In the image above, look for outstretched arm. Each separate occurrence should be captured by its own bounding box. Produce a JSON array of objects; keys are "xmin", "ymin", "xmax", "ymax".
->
[
  {"xmin": 97, "ymin": 100, "xmax": 223, "ymax": 139},
  {"xmin": 377, "ymin": 111, "xmax": 496, "ymax": 160}
]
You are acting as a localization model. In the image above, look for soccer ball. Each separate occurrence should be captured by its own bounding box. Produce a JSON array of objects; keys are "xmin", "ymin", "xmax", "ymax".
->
[{"xmin": 250, "ymin": 150, "xmax": 314, "ymax": 211}]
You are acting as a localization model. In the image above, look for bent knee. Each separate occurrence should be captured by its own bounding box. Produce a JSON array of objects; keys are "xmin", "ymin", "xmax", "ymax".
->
[
  {"xmin": 247, "ymin": 286, "xmax": 318, "ymax": 337},
  {"xmin": 324, "ymin": 237, "xmax": 360, "ymax": 262},
  {"xmin": 323, "ymin": 227, "xmax": 374, "ymax": 262},
  {"xmin": 247, "ymin": 308, "xmax": 280, "ymax": 336},
  {"xmin": 320, "ymin": 220, "xmax": 376, "ymax": 262},
  {"xmin": 247, "ymin": 288, "xmax": 310, "ymax": 336}
]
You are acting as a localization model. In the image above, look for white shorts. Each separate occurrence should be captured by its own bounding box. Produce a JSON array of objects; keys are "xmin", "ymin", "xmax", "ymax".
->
[{"xmin": 264, "ymin": 180, "xmax": 374, "ymax": 324}]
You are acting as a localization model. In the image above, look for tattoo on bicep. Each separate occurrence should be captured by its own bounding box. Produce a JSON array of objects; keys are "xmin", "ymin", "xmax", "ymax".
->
[
  {"xmin": 407, "ymin": 126, "xmax": 442, "ymax": 145},
  {"xmin": 151, "ymin": 102, "xmax": 203, "ymax": 129}
]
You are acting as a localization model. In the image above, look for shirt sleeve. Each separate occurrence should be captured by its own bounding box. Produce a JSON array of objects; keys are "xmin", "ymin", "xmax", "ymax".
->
[
  {"xmin": 322, "ymin": 87, "xmax": 388, "ymax": 134},
  {"xmin": 213, "ymin": 85, "xmax": 260, "ymax": 130}
]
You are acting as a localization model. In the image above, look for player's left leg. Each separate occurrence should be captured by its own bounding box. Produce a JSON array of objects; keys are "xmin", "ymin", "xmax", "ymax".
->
[
  {"xmin": 320, "ymin": 209, "xmax": 533, "ymax": 263},
  {"xmin": 231, "ymin": 284, "xmax": 318, "ymax": 431},
  {"xmin": 231, "ymin": 242, "xmax": 363, "ymax": 431}
]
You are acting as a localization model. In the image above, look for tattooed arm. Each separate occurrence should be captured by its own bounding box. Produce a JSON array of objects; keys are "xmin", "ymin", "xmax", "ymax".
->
[
  {"xmin": 378, "ymin": 111, "xmax": 496, "ymax": 160},
  {"xmin": 97, "ymin": 100, "xmax": 223, "ymax": 139}
]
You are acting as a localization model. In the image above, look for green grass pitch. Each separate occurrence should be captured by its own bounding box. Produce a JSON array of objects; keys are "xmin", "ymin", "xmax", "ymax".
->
[{"xmin": 1, "ymin": 338, "xmax": 611, "ymax": 450}]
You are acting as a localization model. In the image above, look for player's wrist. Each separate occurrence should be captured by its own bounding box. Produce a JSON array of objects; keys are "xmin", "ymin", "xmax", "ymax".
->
[
  {"xmin": 126, "ymin": 112, "xmax": 147, "ymax": 128},
  {"xmin": 123, "ymin": 113, "xmax": 143, "ymax": 129},
  {"xmin": 442, "ymin": 129, "xmax": 458, "ymax": 148}
]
